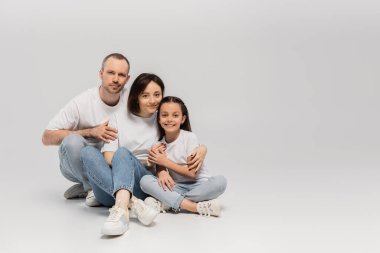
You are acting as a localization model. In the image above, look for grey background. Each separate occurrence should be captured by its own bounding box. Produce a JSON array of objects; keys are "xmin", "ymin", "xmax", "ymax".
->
[{"xmin": 1, "ymin": 0, "xmax": 379, "ymax": 252}]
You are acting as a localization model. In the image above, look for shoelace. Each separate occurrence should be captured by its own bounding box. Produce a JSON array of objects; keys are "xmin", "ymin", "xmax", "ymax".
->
[
  {"xmin": 107, "ymin": 206, "xmax": 124, "ymax": 222},
  {"xmin": 150, "ymin": 199, "xmax": 167, "ymax": 213},
  {"xmin": 86, "ymin": 191, "xmax": 95, "ymax": 200},
  {"xmin": 197, "ymin": 202, "xmax": 212, "ymax": 217},
  {"xmin": 132, "ymin": 200, "xmax": 145, "ymax": 215}
]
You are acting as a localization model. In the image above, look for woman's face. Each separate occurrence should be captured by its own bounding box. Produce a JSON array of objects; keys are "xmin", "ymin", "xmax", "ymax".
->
[{"xmin": 138, "ymin": 81, "xmax": 163, "ymax": 117}]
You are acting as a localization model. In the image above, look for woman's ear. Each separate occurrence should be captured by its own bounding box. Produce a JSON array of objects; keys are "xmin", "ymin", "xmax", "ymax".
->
[{"xmin": 181, "ymin": 115, "xmax": 186, "ymax": 124}]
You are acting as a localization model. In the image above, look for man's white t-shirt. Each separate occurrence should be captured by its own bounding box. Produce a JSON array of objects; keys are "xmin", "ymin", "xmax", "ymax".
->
[
  {"xmin": 101, "ymin": 110, "xmax": 159, "ymax": 161},
  {"xmin": 161, "ymin": 130, "xmax": 210, "ymax": 183},
  {"xmin": 46, "ymin": 87, "xmax": 128, "ymax": 148}
]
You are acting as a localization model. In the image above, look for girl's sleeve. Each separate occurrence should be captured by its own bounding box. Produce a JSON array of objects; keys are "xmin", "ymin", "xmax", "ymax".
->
[{"xmin": 186, "ymin": 132, "xmax": 201, "ymax": 156}]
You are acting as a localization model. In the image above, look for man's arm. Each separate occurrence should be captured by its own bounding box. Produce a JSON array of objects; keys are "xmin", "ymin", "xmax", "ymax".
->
[
  {"xmin": 41, "ymin": 121, "xmax": 118, "ymax": 146},
  {"xmin": 41, "ymin": 129, "xmax": 92, "ymax": 146}
]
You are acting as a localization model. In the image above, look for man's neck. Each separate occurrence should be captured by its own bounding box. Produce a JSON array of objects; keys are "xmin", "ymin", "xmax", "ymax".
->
[{"xmin": 99, "ymin": 86, "xmax": 120, "ymax": 106}]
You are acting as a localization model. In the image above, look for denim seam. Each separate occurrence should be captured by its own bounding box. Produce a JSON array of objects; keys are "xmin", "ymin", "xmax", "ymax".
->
[{"xmin": 113, "ymin": 185, "xmax": 133, "ymax": 197}]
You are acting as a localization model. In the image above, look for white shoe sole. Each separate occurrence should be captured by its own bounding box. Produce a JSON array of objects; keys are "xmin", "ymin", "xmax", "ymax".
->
[
  {"xmin": 101, "ymin": 225, "xmax": 128, "ymax": 236},
  {"xmin": 64, "ymin": 184, "xmax": 87, "ymax": 199},
  {"xmin": 138, "ymin": 208, "xmax": 159, "ymax": 226}
]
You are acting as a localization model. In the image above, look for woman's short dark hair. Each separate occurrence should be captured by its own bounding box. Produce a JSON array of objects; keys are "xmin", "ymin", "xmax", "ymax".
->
[
  {"xmin": 157, "ymin": 96, "xmax": 192, "ymax": 140},
  {"xmin": 127, "ymin": 73, "xmax": 165, "ymax": 115}
]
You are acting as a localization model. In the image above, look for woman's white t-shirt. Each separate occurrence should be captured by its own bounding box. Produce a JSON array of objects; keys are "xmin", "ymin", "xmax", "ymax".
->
[{"xmin": 101, "ymin": 109, "xmax": 159, "ymax": 161}]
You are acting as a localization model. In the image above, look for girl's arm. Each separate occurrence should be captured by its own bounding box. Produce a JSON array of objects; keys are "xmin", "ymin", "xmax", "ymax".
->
[
  {"xmin": 156, "ymin": 167, "xmax": 176, "ymax": 191},
  {"xmin": 149, "ymin": 149, "xmax": 197, "ymax": 179}
]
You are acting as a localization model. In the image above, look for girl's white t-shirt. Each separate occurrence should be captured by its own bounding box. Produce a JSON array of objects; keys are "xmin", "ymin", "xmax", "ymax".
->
[{"xmin": 161, "ymin": 130, "xmax": 210, "ymax": 183}]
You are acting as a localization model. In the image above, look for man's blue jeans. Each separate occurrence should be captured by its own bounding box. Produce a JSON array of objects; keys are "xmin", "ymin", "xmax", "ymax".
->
[
  {"xmin": 59, "ymin": 134, "xmax": 93, "ymax": 191},
  {"xmin": 80, "ymin": 146, "xmax": 152, "ymax": 207}
]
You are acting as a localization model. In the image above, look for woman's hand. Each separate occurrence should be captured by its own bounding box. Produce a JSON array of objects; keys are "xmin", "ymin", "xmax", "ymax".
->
[
  {"xmin": 157, "ymin": 170, "xmax": 175, "ymax": 191},
  {"xmin": 151, "ymin": 143, "xmax": 166, "ymax": 153},
  {"xmin": 148, "ymin": 144, "xmax": 168, "ymax": 166},
  {"xmin": 187, "ymin": 144, "xmax": 207, "ymax": 172}
]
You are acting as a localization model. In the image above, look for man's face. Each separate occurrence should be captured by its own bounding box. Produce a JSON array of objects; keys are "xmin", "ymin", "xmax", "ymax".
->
[{"xmin": 100, "ymin": 57, "xmax": 130, "ymax": 94}]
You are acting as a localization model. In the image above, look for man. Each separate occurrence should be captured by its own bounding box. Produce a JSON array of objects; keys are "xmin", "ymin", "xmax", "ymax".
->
[{"xmin": 42, "ymin": 53, "xmax": 130, "ymax": 206}]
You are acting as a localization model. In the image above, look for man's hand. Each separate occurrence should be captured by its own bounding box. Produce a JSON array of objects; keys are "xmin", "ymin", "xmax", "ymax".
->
[
  {"xmin": 90, "ymin": 121, "xmax": 118, "ymax": 143},
  {"xmin": 157, "ymin": 170, "xmax": 175, "ymax": 191}
]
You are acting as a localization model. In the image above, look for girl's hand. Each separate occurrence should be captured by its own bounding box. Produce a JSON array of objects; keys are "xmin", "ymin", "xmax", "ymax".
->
[
  {"xmin": 187, "ymin": 145, "xmax": 207, "ymax": 172},
  {"xmin": 157, "ymin": 170, "xmax": 175, "ymax": 191}
]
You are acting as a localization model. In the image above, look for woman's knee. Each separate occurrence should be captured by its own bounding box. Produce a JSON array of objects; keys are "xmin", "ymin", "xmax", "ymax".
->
[
  {"xmin": 80, "ymin": 146, "xmax": 98, "ymax": 163},
  {"xmin": 114, "ymin": 147, "xmax": 132, "ymax": 159}
]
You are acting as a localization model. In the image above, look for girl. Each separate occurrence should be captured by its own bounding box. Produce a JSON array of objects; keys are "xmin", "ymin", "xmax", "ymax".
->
[
  {"xmin": 80, "ymin": 75, "xmax": 207, "ymax": 236},
  {"xmin": 140, "ymin": 96, "xmax": 227, "ymax": 217}
]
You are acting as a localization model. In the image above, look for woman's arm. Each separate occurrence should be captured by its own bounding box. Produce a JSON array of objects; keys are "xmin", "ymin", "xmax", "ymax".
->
[
  {"xmin": 103, "ymin": 151, "xmax": 114, "ymax": 166},
  {"xmin": 148, "ymin": 149, "xmax": 197, "ymax": 179}
]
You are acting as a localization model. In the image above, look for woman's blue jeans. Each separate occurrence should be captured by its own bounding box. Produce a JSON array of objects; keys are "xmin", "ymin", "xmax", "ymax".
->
[{"xmin": 80, "ymin": 146, "xmax": 152, "ymax": 207}]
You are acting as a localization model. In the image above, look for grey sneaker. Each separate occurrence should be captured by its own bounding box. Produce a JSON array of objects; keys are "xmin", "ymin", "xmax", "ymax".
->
[
  {"xmin": 196, "ymin": 199, "xmax": 221, "ymax": 217},
  {"xmin": 101, "ymin": 205, "xmax": 129, "ymax": 236},
  {"xmin": 63, "ymin": 184, "xmax": 87, "ymax": 199},
  {"xmin": 131, "ymin": 199, "xmax": 159, "ymax": 226},
  {"xmin": 85, "ymin": 190, "xmax": 101, "ymax": 207},
  {"xmin": 144, "ymin": 197, "xmax": 170, "ymax": 213}
]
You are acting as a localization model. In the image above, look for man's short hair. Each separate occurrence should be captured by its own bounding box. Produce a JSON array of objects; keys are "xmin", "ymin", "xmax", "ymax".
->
[{"xmin": 101, "ymin": 53, "xmax": 130, "ymax": 71}]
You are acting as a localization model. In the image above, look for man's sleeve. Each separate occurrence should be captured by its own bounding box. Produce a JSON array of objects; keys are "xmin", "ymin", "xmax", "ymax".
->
[{"xmin": 46, "ymin": 100, "xmax": 80, "ymax": 131}]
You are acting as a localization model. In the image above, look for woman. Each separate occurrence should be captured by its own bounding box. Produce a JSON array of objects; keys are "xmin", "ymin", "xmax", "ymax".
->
[{"xmin": 80, "ymin": 73, "xmax": 206, "ymax": 236}]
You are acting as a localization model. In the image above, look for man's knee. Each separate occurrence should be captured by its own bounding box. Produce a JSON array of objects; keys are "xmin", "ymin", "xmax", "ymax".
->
[{"xmin": 61, "ymin": 134, "xmax": 86, "ymax": 153}]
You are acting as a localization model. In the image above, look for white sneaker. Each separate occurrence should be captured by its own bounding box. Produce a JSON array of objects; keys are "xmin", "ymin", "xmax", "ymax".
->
[
  {"xmin": 85, "ymin": 190, "xmax": 101, "ymax": 207},
  {"xmin": 144, "ymin": 197, "xmax": 170, "ymax": 213},
  {"xmin": 196, "ymin": 199, "xmax": 221, "ymax": 217},
  {"xmin": 64, "ymin": 183, "xmax": 87, "ymax": 199},
  {"xmin": 131, "ymin": 199, "xmax": 159, "ymax": 226},
  {"xmin": 101, "ymin": 205, "xmax": 129, "ymax": 236}
]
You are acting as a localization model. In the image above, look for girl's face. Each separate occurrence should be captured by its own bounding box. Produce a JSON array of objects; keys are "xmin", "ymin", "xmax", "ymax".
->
[
  {"xmin": 138, "ymin": 81, "xmax": 163, "ymax": 117},
  {"xmin": 159, "ymin": 102, "xmax": 186, "ymax": 134}
]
